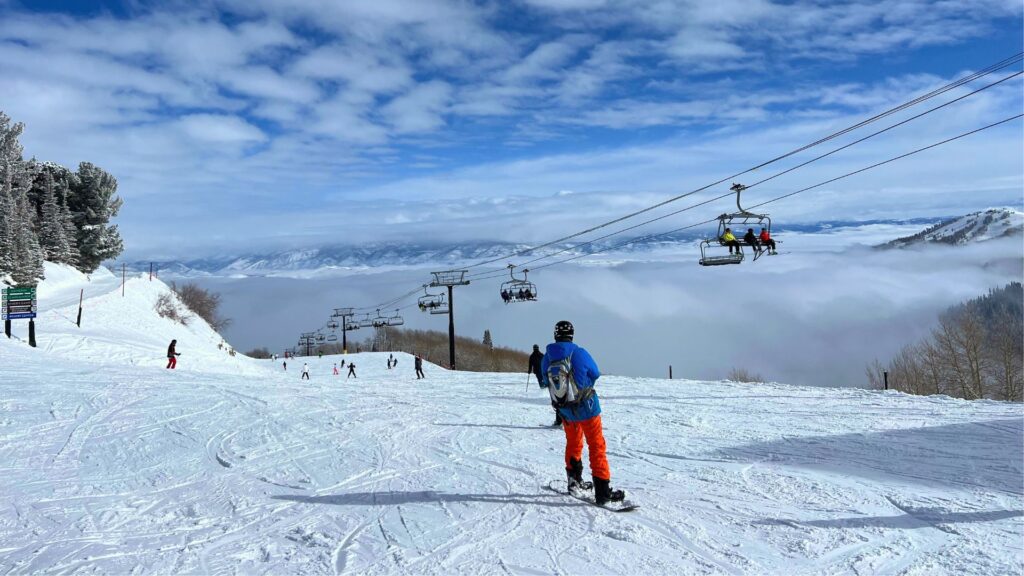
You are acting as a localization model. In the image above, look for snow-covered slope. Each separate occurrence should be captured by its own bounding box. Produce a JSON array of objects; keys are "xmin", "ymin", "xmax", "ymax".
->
[
  {"xmin": 883, "ymin": 207, "xmax": 1023, "ymax": 248},
  {"xmin": 1, "ymin": 266, "xmax": 1022, "ymax": 574}
]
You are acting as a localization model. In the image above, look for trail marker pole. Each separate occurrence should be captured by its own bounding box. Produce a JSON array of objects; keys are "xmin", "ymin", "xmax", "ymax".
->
[
  {"xmin": 149, "ymin": 262, "xmax": 153, "ymax": 281},
  {"xmin": 883, "ymin": 371, "xmax": 889, "ymax": 391},
  {"xmin": 121, "ymin": 263, "xmax": 126, "ymax": 297},
  {"xmin": 669, "ymin": 365, "xmax": 673, "ymax": 379},
  {"xmin": 76, "ymin": 289, "xmax": 83, "ymax": 327},
  {"xmin": 28, "ymin": 319, "xmax": 35, "ymax": 348}
]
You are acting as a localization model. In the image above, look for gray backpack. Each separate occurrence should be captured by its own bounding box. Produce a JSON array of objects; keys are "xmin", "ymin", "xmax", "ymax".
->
[{"xmin": 547, "ymin": 351, "xmax": 593, "ymax": 408}]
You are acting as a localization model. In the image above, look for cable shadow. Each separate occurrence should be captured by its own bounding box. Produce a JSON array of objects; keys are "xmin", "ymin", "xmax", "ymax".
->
[
  {"xmin": 756, "ymin": 509, "xmax": 1023, "ymax": 530},
  {"xmin": 272, "ymin": 491, "xmax": 580, "ymax": 508}
]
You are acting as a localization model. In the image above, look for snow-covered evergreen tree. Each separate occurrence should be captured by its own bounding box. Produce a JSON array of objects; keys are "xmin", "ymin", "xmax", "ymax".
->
[
  {"xmin": 68, "ymin": 162, "xmax": 123, "ymax": 273},
  {"xmin": 38, "ymin": 171, "xmax": 76, "ymax": 265},
  {"xmin": 0, "ymin": 164, "xmax": 16, "ymax": 278},
  {"xmin": 10, "ymin": 182, "xmax": 44, "ymax": 286}
]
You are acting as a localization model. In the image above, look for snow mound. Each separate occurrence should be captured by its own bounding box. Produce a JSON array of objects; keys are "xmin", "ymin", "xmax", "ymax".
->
[
  {"xmin": 883, "ymin": 207, "xmax": 1024, "ymax": 248},
  {"xmin": 4, "ymin": 262, "xmax": 265, "ymax": 375}
]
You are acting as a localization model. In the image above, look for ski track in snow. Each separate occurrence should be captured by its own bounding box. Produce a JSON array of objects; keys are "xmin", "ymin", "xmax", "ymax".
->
[{"xmin": 0, "ymin": 265, "xmax": 1022, "ymax": 574}]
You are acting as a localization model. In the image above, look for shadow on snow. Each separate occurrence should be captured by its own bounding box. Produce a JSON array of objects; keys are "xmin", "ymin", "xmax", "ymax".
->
[{"xmin": 272, "ymin": 491, "xmax": 580, "ymax": 508}]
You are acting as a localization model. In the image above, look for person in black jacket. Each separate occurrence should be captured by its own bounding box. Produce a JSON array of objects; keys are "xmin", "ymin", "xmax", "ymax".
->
[
  {"xmin": 529, "ymin": 344, "xmax": 562, "ymax": 426},
  {"xmin": 166, "ymin": 339, "xmax": 181, "ymax": 369},
  {"xmin": 744, "ymin": 228, "xmax": 762, "ymax": 255}
]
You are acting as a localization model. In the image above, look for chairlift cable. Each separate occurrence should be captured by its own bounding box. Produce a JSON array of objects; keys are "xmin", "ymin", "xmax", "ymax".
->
[
  {"xmin": 466, "ymin": 69, "xmax": 1022, "ymax": 279},
  {"xmin": 460, "ymin": 52, "xmax": 1023, "ymax": 271},
  {"xmin": 468, "ymin": 114, "xmax": 1022, "ymax": 280}
]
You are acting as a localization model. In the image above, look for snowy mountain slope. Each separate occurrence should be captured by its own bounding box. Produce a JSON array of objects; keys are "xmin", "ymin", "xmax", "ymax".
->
[
  {"xmin": 0, "ymin": 270, "xmax": 1022, "ymax": 575},
  {"xmin": 882, "ymin": 207, "xmax": 1023, "ymax": 249},
  {"xmin": 5, "ymin": 263, "xmax": 261, "ymax": 375}
]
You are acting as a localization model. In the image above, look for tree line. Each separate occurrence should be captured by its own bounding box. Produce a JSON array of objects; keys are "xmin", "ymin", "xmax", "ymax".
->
[
  {"xmin": 867, "ymin": 282, "xmax": 1023, "ymax": 401},
  {"xmin": 0, "ymin": 111, "xmax": 123, "ymax": 286},
  {"xmin": 310, "ymin": 327, "xmax": 530, "ymax": 373}
]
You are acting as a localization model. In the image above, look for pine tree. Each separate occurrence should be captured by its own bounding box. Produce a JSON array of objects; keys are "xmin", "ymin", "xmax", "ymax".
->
[
  {"xmin": 58, "ymin": 194, "xmax": 79, "ymax": 266},
  {"xmin": 10, "ymin": 184, "xmax": 44, "ymax": 286},
  {"xmin": 0, "ymin": 164, "xmax": 16, "ymax": 277},
  {"xmin": 483, "ymin": 329, "xmax": 493, "ymax": 349},
  {"xmin": 38, "ymin": 171, "xmax": 74, "ymax": 263},
  {"xmin": 68, "ymin": 162, "xmax": 123, "ymax": 272}
]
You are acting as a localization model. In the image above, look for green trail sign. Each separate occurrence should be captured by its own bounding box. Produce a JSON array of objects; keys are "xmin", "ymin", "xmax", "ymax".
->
[{"xmin": 2, "ymin": 286, "xmax": 38, "ymax": 320}]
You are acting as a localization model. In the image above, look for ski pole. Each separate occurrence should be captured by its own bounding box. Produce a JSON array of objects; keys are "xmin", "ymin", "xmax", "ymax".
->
[{"xmin": 525, "ymin": 372, "xmax": 530, "ymax": 395}]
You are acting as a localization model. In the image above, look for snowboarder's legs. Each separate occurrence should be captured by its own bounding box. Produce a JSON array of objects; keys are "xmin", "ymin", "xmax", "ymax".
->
[
  {"xmin": 563, "ymin": 420, "xmax": 585, "ymax": 472},
  {"xmin": 552, "ymin": 408, "xmax": 563, "ymax": 427},
  {"xmin": 416, "ymin": 368, "xmax": 425, "ymax": 378},
  {"xmin": 166, "ymin": 357, "xmax": 176, "ymax": 369},
  {"xmin": 301, "ymin": 373, "xmax": 309, "ymax": 380},
  {"xmin": 579, "ymin": 415, "xmax": 610, "ymax": 481}
]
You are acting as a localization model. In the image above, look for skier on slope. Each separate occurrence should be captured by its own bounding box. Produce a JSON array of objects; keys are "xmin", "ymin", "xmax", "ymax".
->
[
  {"xmin": 301, "ymin": 363, "xmax": 310, "ymax": 380},
  {"xmin": 347, "ymin": 363, "xmax": 357, "ymax": 378},
  {"xmin": 530, "ymin": 344, "xmax": 562, "ymax": 427},
  {"xmin": 542, "ymin": 320, "xmax": 624, "ymax": 505},
  {"xmin": 415, "ymin": 355, "xmax": 425, "ymax": 379},
  {"xmin": 166, "ymin": 339, "xmax": 181, "ymax": 369}
]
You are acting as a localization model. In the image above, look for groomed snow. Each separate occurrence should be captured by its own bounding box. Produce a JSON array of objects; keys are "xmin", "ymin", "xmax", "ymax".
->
[{"xmin": 1, "ymin": 266, "xmax": 1022, "ymax": 574}]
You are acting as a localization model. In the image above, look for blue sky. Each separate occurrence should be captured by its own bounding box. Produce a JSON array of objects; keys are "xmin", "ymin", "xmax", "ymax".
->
[{"xmin": 0, "ymin": 0, "xmax": 1021, "ymax": 258}]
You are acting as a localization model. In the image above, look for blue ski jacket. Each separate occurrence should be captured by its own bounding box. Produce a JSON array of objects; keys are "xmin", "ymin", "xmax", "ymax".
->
[{"xmin": 541, "ymin": 341, "xmax": 601, "ymax": 422}]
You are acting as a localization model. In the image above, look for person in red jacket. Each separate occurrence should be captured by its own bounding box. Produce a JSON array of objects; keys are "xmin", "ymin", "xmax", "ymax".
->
[{"xmin": 759, "ymin": 227, "xmax": 777, "ymax": 255}]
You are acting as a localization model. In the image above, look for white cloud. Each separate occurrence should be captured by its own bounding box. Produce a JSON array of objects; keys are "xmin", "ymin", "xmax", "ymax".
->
[
  {"xmin": 382, "ymin": 80, "xmax": 453, "ymax": 133},
  {"xmin": 177, "ymin": 114, "xmax": 267, "ymax": 144}
]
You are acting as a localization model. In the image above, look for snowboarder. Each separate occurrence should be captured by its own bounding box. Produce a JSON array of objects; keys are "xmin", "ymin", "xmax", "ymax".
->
[
  {"xmin": 166, "ymin": 339, "xmax": 181, "ymax": 369},
  {"xmin": 530, "ymin": 344, "xmax": 562, "ymax": 427},
  {"xmin": 301, "ymin": 363, "xmax": 310, "ymax": 380},
  {"xmin": 415, "ymin": 355, "xmax": 425, "ymax": 379},
  {"xmin": 347, "ymin": 363, "xmax": 357, "ymax": 378},
  {"xmin": 542, "ymin": 320, "xmax": 624, "ymax": 505},
  {"xmin": 759, "ymin": 227, "xmax": 777, "ymax": 255},
  {"xmin": 721, "ymin": 228, "xmax": 741, "ymax": 255},
  {"xmin": 333, "ymin": 363, "xmax": 339, "ymax": 375}
]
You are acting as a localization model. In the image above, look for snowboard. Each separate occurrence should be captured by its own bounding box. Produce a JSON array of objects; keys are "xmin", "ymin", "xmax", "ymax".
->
[{"xmin": 545, "ymin": 480, "xmax": 639, "ymax": 512}]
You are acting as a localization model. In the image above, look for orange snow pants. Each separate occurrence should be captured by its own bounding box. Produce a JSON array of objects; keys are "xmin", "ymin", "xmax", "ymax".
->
[{"xmin": 563, "ymin": 415, "xmax": 610, "ymax": 480}]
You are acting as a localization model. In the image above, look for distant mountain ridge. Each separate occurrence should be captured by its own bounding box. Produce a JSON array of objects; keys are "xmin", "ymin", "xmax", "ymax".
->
[
  {"xmin": 125, "ymin": 217, "xmax": 946, "ymax": 278},
  {"xmin": 881, "ymin": 208, "xmax": 1023, "ymax": 249}
]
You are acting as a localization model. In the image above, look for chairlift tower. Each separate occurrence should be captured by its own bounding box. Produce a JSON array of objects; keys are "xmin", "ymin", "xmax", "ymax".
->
[
  {"xmin": 299, "ymin": 332, "xmax": 316, "ymax": 357},
  {"xmin": 429, "ymin": 270, "xmax": 470, "ymax": 370},
  {"xmin": 331, "ymin": 307, "xmax": 355, "ymax": 353}
]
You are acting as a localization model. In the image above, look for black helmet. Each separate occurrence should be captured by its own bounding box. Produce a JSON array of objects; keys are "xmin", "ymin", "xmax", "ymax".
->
[
  {"xmin": 554, "ymin": 320, "xmax": 574, "ymax": 342},
  {"xmin": 533, "ymin": 344, "xmax": 539, "ymax": 350}
]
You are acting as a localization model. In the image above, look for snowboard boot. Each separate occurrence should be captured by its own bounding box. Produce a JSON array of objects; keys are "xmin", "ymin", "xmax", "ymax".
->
[
  {"xmin": 593, "ymin": 477, "xmax": 625, "ymax": 505},
  {"xmin": 566, "ymin": 458, "xmax": 593, "ymax": 492}
]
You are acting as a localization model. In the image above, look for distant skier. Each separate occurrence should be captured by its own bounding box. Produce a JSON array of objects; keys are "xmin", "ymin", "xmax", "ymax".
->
[
  {"xmin": 721, "ymin": 227, "xmax": 741, "ymax": 255},
  {"xmin": 542, "ymin": 320, "xmax": 624, "ymax": 505},
  {"xmin": 347, "ymin": 363, "xmax": 357, "ymax": 378},
  {"xmin": 318, "ymin": 351, "xmax": 323, "ymax": 360},
  {"xmin": 166, "ymin": 339, "xmax": 181, "ymax": 369},
  {"xmin": 301, "ymin": 363, "xmax": 310, "ymax": 380},
  {"xmin": 415, "ymin": 355, "xmax": 425, "ymax": 379},
  {"xmin": 333, "ymin": 363, "xmax": 339, "ymax": 376},
  {"xmin": 282, "ymin": 360, "xmax": 287, "ymax": 371},
  {"xmin": 530, "ymin": 344, "xmax": 561, "ymax": 427},
  {"xmin": 759, "ymin": 227, "xmax": 777, "ymax": 255}
]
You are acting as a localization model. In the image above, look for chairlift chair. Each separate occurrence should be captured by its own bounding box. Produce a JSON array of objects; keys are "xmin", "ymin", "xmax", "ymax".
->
[
  {"xmin": 327, "ymin": 320, "xmax": 340, "ymax": 330},
  {"xmin": 358, "ymin": 315, "xmax": 374, "ymax": 328},
  {"xmin": 386, "ymin": 310, "xmax": 405, "ymax": 326},
  {"xmin": 344, "ymin": 320, "xmax": 361, "ymax": 331},
  {"xmin": 700, "ymin": 182, "xmax": 774, "ymax": 266},
  {"xmin": 326, "ymin": 334, "xmax": 338, "ymax": 342},
  {"xmin": 499, "ymin": 265, "xmax": 538, "ymax": 303},
  {"xmin": 418, "ymin": 285, "xmax": 446, "ymax": 312},
  {"xmin": 371, "ymin": 309, "xmax": 388, "ymax": 329}
]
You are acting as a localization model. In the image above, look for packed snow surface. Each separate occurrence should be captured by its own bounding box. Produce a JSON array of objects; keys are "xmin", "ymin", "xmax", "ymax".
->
[{"xmin": 1, "ymin": 266, "xmax": 1022, "ymax": 574}]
